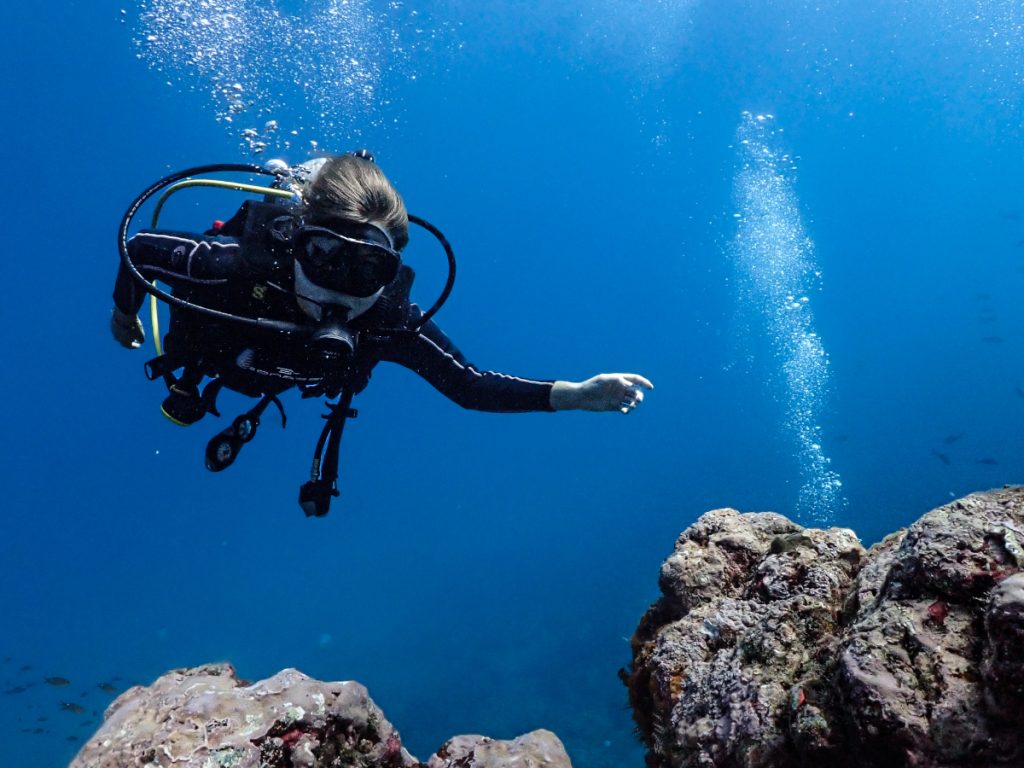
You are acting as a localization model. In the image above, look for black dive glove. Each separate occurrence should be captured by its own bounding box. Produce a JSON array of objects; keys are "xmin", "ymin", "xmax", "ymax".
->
[{"xmin": 110, "ymin": 307, "xmax": 145, "ymax": 349}]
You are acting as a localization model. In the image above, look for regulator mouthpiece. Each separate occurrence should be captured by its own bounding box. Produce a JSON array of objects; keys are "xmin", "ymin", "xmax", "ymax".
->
[{"xmin": 311, "ymin": 321, "xmax": 356, "ymax": 360}]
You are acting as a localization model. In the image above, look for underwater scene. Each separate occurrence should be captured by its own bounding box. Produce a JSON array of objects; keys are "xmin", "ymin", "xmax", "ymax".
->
[{"xmin": 3, "ymin": 1, "xmax": 1024, "ymax": 766}]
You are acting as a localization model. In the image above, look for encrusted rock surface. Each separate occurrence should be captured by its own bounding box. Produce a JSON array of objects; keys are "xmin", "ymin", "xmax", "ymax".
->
[
  {"xmin": 69, "ymin": 664, "xmax": 571, "ymax": 768},
  {"xmin": 626, "ymin": 487, "xmax": 1024, "ymax": 768},
  {"xmin": 426, "ymin": 731, "xmax": 570, "ymax": 767}
]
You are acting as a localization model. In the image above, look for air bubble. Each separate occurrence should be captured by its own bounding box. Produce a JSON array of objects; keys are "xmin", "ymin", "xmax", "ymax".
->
[
  {"xmin": 135, "ymin": 0, "xmax": 454, "ymax": 154},
  {"xmin": 730, "ymin": 112, "xmax": 846, "ymax": 525}
]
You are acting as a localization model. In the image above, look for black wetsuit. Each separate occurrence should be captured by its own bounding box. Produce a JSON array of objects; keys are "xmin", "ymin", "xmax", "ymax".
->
[{"xmin": 113, "ymin": 225, "xmax": 555, "ymax": 412}]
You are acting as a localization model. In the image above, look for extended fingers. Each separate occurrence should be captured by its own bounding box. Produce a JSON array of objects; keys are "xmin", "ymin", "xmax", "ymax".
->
[
  {"xmin": 620, "ymin": 373, "xmax": 654, "ymax": 390},
  {"xmin": 617, "ymin": 381, "xmax": 646, "ymax": 414},
  {"xmin": 583, "ymin": 372, "xmax": 653, "ymax": 413}
]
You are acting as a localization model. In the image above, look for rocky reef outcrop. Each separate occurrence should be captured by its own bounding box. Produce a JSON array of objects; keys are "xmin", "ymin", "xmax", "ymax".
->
[
  {"xmin": 69, "ymin": 664, "xmax": 571, "ymax": 768},
  {"xmin": 625, "ymin": 487, "xmax": 1024, "ymax": 768}
]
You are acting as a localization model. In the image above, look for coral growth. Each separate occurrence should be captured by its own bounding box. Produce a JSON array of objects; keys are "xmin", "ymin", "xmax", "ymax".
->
[
  {"xmin": 68, "ymin": 664, "xmax": 571, "ymax": 768},
  {"xmin": 626, "ymin": 487, "xmax": 1024, "ymax": 768}
]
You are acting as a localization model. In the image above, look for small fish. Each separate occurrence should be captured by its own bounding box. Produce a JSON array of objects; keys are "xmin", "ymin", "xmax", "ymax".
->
[
  {"xmin": 20, "ymin": 665, "xmax": 32, "ymax": 672},
  {"xmin": 4, "ymin": 684, "xmax": 32, "ymax": 695},
  {"xmin": 97, "ymin": 683, "xmax": 117, "ymax": 694},
  {"xmin": 45, "ymin": 677, "xmax": 70, "ymax": 686},
  {"xmin": 37, "ymin": 716, "xmax": 47, "ymax": 722},
  {"xmin": 60, "ymin": 702, "xmax": 85, "ymax": 714},
  {"xmin": 982, "ymin": 336, "xmax": 1005, "ymax": 343},
  {"xmin": 931, "ymin": 450, "xmax": 951, "ymax": 466},
  {"xmin": 66, "ymin": 735, "xmax": 80, "ymax": 742},
  {"xmin": 977, "ymin": 458, "xmax": 999, "ymax": 466},
  {"xmin": 943, "ymin": 432, "xmax": 965, "ymax": 445}
]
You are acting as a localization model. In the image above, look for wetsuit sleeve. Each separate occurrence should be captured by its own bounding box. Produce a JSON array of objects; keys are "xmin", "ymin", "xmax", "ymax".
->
[
  {"xmin": 376, "ymin": 307, "xmax": 555, "ymax": 413},
  {"xmin": 113, "ymin": 231, "xmax": 244, "ymax": 315}
]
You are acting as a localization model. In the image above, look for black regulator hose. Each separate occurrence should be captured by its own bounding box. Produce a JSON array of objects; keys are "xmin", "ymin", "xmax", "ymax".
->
[{"xmin": 408, "ymin": 214, "xmax": 456, "ymax": 330}]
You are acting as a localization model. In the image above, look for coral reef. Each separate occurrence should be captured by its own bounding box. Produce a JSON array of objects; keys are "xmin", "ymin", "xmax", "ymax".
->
[
  {"xmin": 68, "ymin": 664, "xmax": 571, "ymax": 768},
  {"xmin": 426, "ymin": 731, "xmax": 571, "ymax": 767},
  {"xmin": 626, "ymin": 487, "xmax": 1024, "ymax": 768}
]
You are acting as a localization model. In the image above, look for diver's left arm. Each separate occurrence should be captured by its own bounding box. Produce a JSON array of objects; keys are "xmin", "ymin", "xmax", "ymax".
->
[
  {"xmin": 411, "ymin": 313, "xmax": 654, "ymax": 413},
  {"xmin": 375, "ymin": 323, "xmax": 555, "ymax": 412},
  {"xmin": 376, "ymin": 321, "xmax": 653, "ymax": 414}
]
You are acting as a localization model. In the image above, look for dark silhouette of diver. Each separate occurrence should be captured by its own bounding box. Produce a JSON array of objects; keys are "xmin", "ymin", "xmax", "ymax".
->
[{"xmin": 111, "ymin": 152, "xmax": 653, "ymax": 516}]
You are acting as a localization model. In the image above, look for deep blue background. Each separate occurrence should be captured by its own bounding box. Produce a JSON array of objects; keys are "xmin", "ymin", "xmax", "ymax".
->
[{"xmin": 2, "ymin": 2, "xmax": 1023, "ymax": 766}]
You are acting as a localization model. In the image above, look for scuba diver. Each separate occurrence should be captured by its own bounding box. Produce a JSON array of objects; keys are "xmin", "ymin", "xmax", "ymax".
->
[{"xmin": 111, "ymin": 151, "xmax": 653, "ymax": 517}]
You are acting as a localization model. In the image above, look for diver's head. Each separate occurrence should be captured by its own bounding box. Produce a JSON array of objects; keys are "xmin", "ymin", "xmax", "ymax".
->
[
  {"xmin": 293, "ymin": 154, "xmax": 408, "ymax": 321},
  {"xmin": 303, "ymin": 154, "xmax": 409, "ymax": 251}
]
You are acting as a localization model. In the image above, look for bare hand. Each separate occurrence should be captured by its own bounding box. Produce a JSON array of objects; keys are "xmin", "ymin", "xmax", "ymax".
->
[{"xmin": 550, "ymin": 374, "xmax": 654, "ymax": 413}]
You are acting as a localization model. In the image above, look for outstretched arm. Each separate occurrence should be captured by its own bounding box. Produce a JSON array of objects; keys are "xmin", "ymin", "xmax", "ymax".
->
[
  {"xmin": 382, "ymin": 312, "xmax": 653, "ymax": 414},
  {"xmin": 378, "ymin": 324, "xmax": 555, "ymax": 412}
]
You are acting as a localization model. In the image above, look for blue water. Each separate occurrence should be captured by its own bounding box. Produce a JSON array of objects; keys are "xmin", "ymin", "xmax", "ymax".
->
[{"xmin": 3, "ymin": 1, "xmax": 1023, "ymax": 765}]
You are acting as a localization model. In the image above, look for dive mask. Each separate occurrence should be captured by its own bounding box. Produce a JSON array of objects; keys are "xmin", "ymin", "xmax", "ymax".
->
[{"xmin": 294, "ymin": 221, "xmax": 400, "ymax": 298}]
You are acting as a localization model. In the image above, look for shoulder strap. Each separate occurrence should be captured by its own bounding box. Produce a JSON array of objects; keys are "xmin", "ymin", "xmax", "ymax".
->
[
  {"xmin": 240, "ymin": 202, "xmax": 298, "ymax": 275},
  {"xmin": 212, "ymin": 200, "xmax": 252, "ymax": 237}
]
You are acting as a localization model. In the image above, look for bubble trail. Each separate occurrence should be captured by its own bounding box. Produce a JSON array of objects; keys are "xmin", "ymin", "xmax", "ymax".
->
[
  {"xmin": 730, "ymin": 111, "xmax": 845, "ymax": 525},
  {"xmin": 133, "ymin": 0, "xmax": 452, "ymax": 154}
]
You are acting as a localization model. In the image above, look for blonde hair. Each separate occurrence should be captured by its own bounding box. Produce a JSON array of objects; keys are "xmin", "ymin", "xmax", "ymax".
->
[{"xmin": 304, "ymin": 155, "xmax": 409, "ymax": 251}]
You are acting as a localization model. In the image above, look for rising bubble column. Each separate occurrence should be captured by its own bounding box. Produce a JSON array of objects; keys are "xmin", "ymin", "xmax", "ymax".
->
[{"xmin": 730, "ymin": 112, "xmax": 845, "ymax": 524}]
